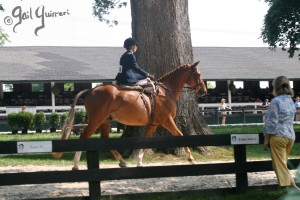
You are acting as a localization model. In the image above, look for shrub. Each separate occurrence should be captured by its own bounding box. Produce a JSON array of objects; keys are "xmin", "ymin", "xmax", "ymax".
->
[
  {"xmin": 34, "ymin": 112, "xmax": 46, "ymax": 132},
  {"xmin": 60, "ymin": 112, "xmax": 68, "ymax": 129},
  {"xmin": 49, "ymin": 112, "xmax": 60, "ymax": 132},
  {"xmin": 7, "ymin": 112, "xmax": 19, "ymax": 133},
  {"xmin": 74, "ymin": 109, "xmax": 87, "ymax": 124},
  {"xmin": 18, "ymin": 111, "xmax": 35, "ymax": 133}
]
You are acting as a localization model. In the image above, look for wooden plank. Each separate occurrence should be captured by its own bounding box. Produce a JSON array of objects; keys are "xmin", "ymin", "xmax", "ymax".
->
[
  {"xmin": 1, "ymin": 133, "xmax": 300, "ymax": 154},
  {"xmin": 234, "ymin": 145, "xmax": 248, "ymax": 193},
  {"xmin": 0, "ymin": 163, "xmax": 235, "ymax": 186},
  {"xmin": 51, "ymin": 134, "xmax": 231, "ymax": 152},
  {"xmin": 86, "ymin": 151, "xmax": 100, "ymax": 199},
  {"xmin": 3, "ymin": 159, "xmax": 299, "ymax": 186},
  {"xmin": 0, "ymin": 170, "xmax": 98, "ymax": 186},
  {"xmin": 0, "ymin": 141, "xmax": 17, "ymax": 154}
]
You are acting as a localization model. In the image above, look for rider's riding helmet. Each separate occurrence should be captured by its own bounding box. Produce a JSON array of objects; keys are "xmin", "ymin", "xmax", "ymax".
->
[{"xmin": 123, "ymin": 38, "xmax": 138, "ymax": 50}]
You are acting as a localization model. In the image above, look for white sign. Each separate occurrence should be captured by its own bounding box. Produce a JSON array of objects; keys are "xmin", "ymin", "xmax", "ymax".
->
[
  {"xmin": 17, "ymin": 141, "xmax": 52, "ymax": 153},
  {"xmin": 230, "ymin": 134, "xmax": 259, "ymax": 145}
]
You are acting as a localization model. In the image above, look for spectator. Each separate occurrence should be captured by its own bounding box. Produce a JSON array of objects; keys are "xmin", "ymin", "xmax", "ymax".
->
[
  {"xmin": 294, "ymin": 96, "xmax": 300, "ymax": 107},
  {"xmin": 264, "ymin": 76, "xmax": 300, "ymax": 195},
  {"xmin": 218, "ymin": 98, "xmax": 231, "ymax": 125},
  {"xmin": 262, "ymin": 99, "xmax": 270, "ymax": 108},
  {"xmin": 262, "ymin": 99, "xmax": 270, "ymax": 122}
]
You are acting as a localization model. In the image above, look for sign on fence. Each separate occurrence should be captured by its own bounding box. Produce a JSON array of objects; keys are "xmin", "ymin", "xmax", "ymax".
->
[
  {"xmin": 17, "ymin": 141, "xmax": 52, "ymax": 153},
  {"xmin": 230, "ymin": 134, "xmax": 259, "ymax": 145}
]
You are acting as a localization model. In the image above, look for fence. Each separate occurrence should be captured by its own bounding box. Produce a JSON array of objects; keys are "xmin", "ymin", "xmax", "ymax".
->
[
  {"xmin": 201, "ymin": 108, "xmax": 266, "ymax": 124},
  {"xmin": 0, "ymin": 133, "xmax": 300, "ymax": 199},
  {"xmin": 201, "ymin": 107, "xmax": 300, "ymax": 124}
]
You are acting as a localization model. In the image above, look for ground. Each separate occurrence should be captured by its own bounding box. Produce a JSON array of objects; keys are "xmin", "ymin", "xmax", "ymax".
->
[{"xmin": 1, "ymin": 162, "xmax": 295, "ymax": 200}]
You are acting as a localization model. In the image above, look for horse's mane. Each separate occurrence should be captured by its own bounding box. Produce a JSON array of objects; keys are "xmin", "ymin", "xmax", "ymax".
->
[{"xmin": 158, "ymin": 64, "xmax": 191, "ymax": 82}]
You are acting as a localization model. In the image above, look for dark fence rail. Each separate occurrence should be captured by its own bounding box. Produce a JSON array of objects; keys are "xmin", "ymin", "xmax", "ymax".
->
[{"xmin": 0, "ymin": 133, "xmax": 300, "ymax": 199}]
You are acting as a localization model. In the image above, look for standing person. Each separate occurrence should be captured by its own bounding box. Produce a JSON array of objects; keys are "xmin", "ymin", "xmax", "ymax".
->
[
  {"xmin": 294, "ymin": 97, "xmax": 300, "ymax": 121},
  {"xmin": 115, "ymin": 37, "xmax": 153, "ymax": 85},
  {"xmin": 264, "ymin": 76, "xmax": 300, "ymax": 193},
  {"xmin": 294, "ymin": 96, "xmax": 300, "ymax": 107},
  {"xmin": 262, "ymin": 98, "xmax": 270, "ymax": 107},
  {"xmin": 262, "ymin": 99, "xmax": 270, "ymax": 122},
  {"xmin": 218, "ymin": 98, "xmax": 230, "ymax": 125}
]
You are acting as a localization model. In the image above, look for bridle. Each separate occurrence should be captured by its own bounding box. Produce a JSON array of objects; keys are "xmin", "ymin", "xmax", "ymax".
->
[
  {"xmin": 189, "ymin": 68, "xmax": 202, "ymax": 90},
  {"xmin": 157, "ymin": 68, "xmax": 205, "ymax": 93}
]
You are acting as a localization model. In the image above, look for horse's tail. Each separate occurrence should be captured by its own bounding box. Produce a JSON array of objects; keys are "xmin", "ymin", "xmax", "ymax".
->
[{"xmin": 53, "ymin": 89, "xmax": 90, "ymax": 159}]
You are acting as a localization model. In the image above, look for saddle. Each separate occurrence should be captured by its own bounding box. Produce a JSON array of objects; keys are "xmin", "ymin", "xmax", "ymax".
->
[{"xmin": 117, "ymin": 78, "xmax": 157, "ymax": 94}]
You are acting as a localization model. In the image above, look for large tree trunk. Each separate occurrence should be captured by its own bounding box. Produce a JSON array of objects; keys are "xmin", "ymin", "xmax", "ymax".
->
[{"xmin": 123, "ymin": 0, "xmax": 213, "ymax": 156}]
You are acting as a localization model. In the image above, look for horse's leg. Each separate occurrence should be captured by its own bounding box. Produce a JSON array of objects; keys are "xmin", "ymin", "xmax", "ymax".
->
[
  {"xmin": 72, "ymin": 151, "xmax": 82, "ymax": 170},
  {"xmin": 137, "ymin": 125, "xmax": 158, "ymax": 167},
  {"xmin": 162, "ymin": 118, "xmax": 195, "ymax": 164},
  {"xmin": 100, "ymin": 118, "xmax": 127, "ymax": 168},
  {"xmin": 72, "ymin": 120, "xmax": 102, "ymax": 170}
]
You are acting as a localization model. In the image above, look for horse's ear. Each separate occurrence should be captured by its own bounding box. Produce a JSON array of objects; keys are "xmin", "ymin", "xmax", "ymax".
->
[{"xmin": 191, "ymin": 61, "xmax": 200, "ymax": 68}]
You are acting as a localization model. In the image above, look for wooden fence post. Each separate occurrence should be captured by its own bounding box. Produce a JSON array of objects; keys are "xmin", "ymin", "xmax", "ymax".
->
[
  {"xmin": 86, "ymin": 150, "xmax": 100, "ymax": 199},
  {"xmin": 234, "ymin": 145, "xmax": 248, "ymax": 193}
]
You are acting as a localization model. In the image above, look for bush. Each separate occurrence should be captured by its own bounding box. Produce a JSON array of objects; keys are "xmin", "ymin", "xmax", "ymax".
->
[
  {"xmin": 7, "ymin": 112, "xmax": 19, "ymax": 133},
  {"xmin": 49, "ymin": 112, "xmax": 60, "ymax": 132},
  {"xmin": 60, "ymin": 112, "xmax": 68, "ymax": 129},
  {"xmin": 34, "ymin": 112, "xmax": 46, "ymax": 132},
  {"xmin": 74, "ymin": 109, "xmax": 87, "ymax": 124},
  {"xmin": 18, "ymin": 111, "xmax": 35, "ymax": 133}
]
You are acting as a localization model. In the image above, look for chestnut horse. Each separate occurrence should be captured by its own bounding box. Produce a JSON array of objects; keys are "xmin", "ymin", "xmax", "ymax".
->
[{"xmin": 53, "ymin": 61, "xmax": 207, "ymax": 170}]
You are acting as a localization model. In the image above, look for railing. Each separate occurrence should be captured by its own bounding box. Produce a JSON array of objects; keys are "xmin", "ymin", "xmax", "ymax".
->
[
  {"xmin": 201, "ymin": 107, "xmax": 300, "ymax": 125},
  {"xmin": 0, "ymin": 133, "xmax": 299, "ymax": 199},
  {"xmin": 0, "ymin": 103, "xmax": 263, "ymax": 117},
  {"xmin": 200, "ymin": 108, "xmax": 268, "ymax": 124},
  {"xmin": 0, "ymin": 105, "xmax": 85, "ymax": 117}
]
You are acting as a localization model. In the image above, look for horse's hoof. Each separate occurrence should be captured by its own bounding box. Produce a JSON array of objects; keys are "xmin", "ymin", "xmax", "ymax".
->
[
  {"xmin": 53, "ymin": 152, "xmax": 63, "ymax": 159},
  {"xmin": 137, "ymin": 162, "xmax": 143, "ymax": 167},
  {"xmin": 188, "ymin": 159, "xmax": 195, "ymax": 165},
  {"xmin": 119, "ymin": 162, "xmax": 127, "ymax": 168},
  {"xmin": 72, "ymin": 166, "xmax": 79, "ymax": 171}
]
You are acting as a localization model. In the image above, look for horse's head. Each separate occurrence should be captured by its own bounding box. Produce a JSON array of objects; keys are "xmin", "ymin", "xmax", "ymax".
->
[{"xmin": 186, "ymin": 61, "xmax": 207, "ymax": 97}]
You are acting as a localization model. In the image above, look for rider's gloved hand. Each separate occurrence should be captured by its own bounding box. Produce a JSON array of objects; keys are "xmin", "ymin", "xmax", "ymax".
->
[{"xmin": 148, "ymin": 74, "xmax": 155, "ymax": 80}]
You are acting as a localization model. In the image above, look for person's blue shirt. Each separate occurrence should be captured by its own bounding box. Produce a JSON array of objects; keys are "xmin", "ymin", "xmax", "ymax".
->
[
  {"xmin": 264, "ymin": 94, "xmax": 296, "ymax": 140},
  {"xmin": 115, "ymin": 50, "xmax": 148, "ymax": 84},
  {"xmin": 295, "ymin": 101, "xmax": 300, "ymax": 107}
]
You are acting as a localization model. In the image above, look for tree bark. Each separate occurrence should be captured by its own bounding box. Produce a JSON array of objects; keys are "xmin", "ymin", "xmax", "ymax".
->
[
  {"xmin": 131, "ymin": 0, "xmax": 193, "ymax": 75},
  {"xmin": 123, "ymin": 0, "xmax": 213, "ymax": 156}
]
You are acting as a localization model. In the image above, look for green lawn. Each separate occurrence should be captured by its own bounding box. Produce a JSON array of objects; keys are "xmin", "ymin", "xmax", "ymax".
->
[{"xmin": 1, "ymin": 124, "xmax": 300, "ymax": 166}]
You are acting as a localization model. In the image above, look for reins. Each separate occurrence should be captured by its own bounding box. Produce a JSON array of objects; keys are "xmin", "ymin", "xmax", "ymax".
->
[
  {"xmin": 156, "ymin": 65, "xmax": 203, "ymax": 93},
  {"xmin": 157, "ymin": 81, "xmax": 199, "ymax": 93}
]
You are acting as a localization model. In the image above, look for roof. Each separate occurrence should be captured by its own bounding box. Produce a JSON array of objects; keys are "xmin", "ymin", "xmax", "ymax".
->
[
  {"xmin": 0, "ymin": 46, "xmax": 299, "ymax": 83},
  {"xmin": 0, "ymin": 46, "xmax": 123, "ymax": 83},
  {"xmin": 195, "ymin": 47, "xmax": 300, "ymax": 81}
]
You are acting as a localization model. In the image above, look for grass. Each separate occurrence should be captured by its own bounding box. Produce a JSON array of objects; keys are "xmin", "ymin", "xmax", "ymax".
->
[{"xmin": 1, "ymin": 124, "xmax": 300, "ymax": 166}]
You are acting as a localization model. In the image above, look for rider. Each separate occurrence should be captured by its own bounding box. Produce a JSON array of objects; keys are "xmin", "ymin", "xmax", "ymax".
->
[{"xmin": 115, "ymin": 37, "xmax": 154, "ymax": 85}]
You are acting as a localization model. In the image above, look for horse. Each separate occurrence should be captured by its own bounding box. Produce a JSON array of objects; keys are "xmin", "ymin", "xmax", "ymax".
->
[{"xmin": 53, "ymin": 61, "xmax": 207, "ymax": 170}]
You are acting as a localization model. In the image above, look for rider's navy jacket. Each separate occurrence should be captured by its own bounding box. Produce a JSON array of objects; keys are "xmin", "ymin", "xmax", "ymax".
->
[{"xmin": 115, "ymin": 50, "xmax": 148, "ymax": 84}]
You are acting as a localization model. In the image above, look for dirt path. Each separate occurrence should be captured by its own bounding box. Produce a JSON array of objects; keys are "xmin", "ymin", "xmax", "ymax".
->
[{"xmin": 0, "ymin": 163, "xmax": 294, "ymax": 200}]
